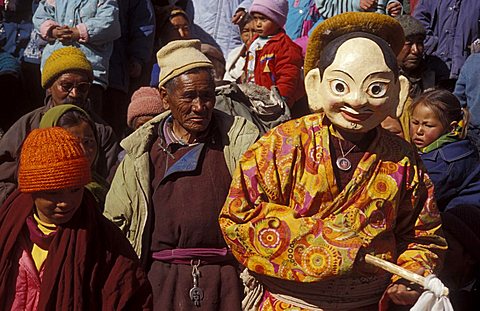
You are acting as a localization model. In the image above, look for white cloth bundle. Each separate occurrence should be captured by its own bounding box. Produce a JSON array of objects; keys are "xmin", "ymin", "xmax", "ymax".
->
[{"xmin": 410, "ymin": 275, "xmax": 454, "ymax": 311}]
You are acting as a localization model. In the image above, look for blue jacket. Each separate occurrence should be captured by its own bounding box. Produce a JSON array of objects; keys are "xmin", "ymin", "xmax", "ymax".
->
[
  {"xmin": 414, "ymin": 0, "xmax": 480, "ymax": 80},
  {"xmin": 0, "ymin": 0, "xmax": 34, "ymax": 59},
  {"xmin": 186, "ymin": 0, "xmax": 251, "ymax": 57},
  {"xmin": 22, "ymin": 0, "xmax": 47, "ymax": 65},
  {"xmin": 454, "ymin": 53, "xmax": 480, "ymax": 128},
  {"xmin": 421, "ymin": 139, "xmax": 480, "ymax": 212},
  {"xmin": 33, "ymin": 0, "xmax": 121, "ymax": 88},
  {"xmin": 285, "ymin": 0, "xmax": 320, "ymax": 40},
  {"xmin": 108, "ymin": 0, "xmax": 155, "ymax": 92}
]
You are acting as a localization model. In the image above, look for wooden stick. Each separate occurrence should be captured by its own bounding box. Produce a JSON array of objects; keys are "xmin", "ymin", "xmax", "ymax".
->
[{"xmin": 365, "ymin": 254, "xmax": 449, "ymax": 296}]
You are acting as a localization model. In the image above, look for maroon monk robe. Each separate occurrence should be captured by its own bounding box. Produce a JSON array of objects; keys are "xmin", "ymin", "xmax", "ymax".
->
[
  {"xmin": 0, "ymin": 189, "xmax": 152, "ymax": 310},
  {"xmin": 147, "ymin": 127, "xmax": 243, "ymax": 311}
]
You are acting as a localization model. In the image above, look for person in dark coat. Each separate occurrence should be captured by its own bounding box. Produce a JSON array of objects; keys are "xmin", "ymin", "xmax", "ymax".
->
[
  {"xmin": 454, "ymin": 52, "xmax": 480, "ymax": 151},
  {"xmin": 0, "ymin": 46, "xmax": 118, "ymax": 205},
  {"xmin": 0, "ymin": 49, "xmax": 24, "ymax": 131},
  {"xmin": 395, "ymin": 14, "xmax": 435, "ymax": 98},
  {"xmin": 440, "ymin": 204, "xmax": 480, "ymax": 310},
  {"xmin": 104, "ymin": 0, "xmax": 156, "ymax": 138},
  {"xmin": 413, "ymin": 0, "xmax": 480, "ymax": 90}
]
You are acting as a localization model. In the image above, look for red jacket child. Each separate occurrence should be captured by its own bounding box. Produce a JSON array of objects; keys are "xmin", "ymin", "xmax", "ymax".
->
[
  {"xmin": 250, "ymin": 30, "xmax": 305, "ymax": 107},
  {"xmin": 247, "ymin": 0, "xmax": 305, "ymax": 108}
]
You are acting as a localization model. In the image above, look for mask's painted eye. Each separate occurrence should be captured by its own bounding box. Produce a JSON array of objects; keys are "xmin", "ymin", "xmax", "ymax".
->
[
  {"xmin": 367, "ymin": 82, "xmax": 388, "ymax": 97},
  {"xmin": 330, "ymin": 79, "xmax": 349, "ymax": 95}
]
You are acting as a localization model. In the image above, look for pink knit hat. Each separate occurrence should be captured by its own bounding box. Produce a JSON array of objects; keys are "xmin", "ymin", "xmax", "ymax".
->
[
  {"xmin": 127, "ymin": 87, "xmax": 164, "ymax": 127},
  {"xmin": 249, "ymin": 0, "xmax": 289, "ymax": 28}
]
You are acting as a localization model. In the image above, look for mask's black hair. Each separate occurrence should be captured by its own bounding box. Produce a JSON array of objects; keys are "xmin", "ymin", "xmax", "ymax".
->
[{"xmin": 316, "ymin": 32, "xmax": 399, "ymax": 80}]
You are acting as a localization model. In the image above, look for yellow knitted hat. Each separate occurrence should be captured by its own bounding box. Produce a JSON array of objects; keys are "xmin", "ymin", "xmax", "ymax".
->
[
  {"xmin": 18, "ymin": 127, "xmax": 91, "ymax": 193},
  {"xmin": 157, "ymin": 39, "xmax": 213, "ymax": 87},
  {"xmin": 304, "ymin": 12, "xmax": 405, "ymax": 75},
  {"xmin": 41, "ymin": 46, "xmax": 93, "ymax": 89}
]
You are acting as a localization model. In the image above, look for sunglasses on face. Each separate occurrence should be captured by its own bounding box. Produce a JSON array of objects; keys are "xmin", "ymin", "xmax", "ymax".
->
[{"xmin": 59, "ymin": 82, "xmax": 91, "ymax": 94}]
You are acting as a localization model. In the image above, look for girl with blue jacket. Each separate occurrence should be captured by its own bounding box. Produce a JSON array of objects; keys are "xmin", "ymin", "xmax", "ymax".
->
[{"xmin": 410, "ymin": 89, "xmax": 480, "ymax": 212}]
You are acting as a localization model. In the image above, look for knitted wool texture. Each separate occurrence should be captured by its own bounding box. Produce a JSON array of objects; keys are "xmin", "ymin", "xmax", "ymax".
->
[
  {"xmin": 157, "ymin": 39, "xmax": 213, "ymax": 87},
  {"xmin": 18, "ymin": 127, "xmax": 91, "ymax": 193},
  {"xmin": 395, "ymin": 15, "xmax": 426, "ymax": 39},
  {"xmin": 249, "ymin": 0, "xmax": 289, "ymax": 28},
  {"xmin": 304, "ymin": 12, "xmax": 405, "ymax": 75},
  {"xmin": 41, "ymin": 46, "xmax": 93, "ymax": 89},
  {"xmin": 127, "ymin": 87, "xmax": 164, "ymax": 127}
]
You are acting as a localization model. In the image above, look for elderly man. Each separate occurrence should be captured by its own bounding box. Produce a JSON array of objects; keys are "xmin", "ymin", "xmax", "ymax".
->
[
  {"xmin": 104, "ymin": 39, "xmax": 258, "ymax": 310},
  {"xmin": 219, "ymin": 12, "xmax": 446, "ymax": 310},
  {"xmin": 394, "ymin": 14, "xmax": 436, "ymax": 142},
  {"xmin": 396, "ymin": 14, "xmax": 435, "ymax": 98},
  {"xmin": 0, "ymin": 46, "xmax": 118, "ymax": 204}
]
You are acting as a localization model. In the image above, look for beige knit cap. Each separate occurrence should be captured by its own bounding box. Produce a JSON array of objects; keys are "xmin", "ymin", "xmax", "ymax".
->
[{"xmin": 156, "ymin": 39, "xmax": 214, "ymax": 87}]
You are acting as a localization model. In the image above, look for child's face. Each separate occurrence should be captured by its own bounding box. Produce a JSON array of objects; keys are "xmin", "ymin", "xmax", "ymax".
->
[
  {"xmin": 252, "ymin": 12, "xmax": 280, "ymax": 37},
  {"xmin": 65, "ymin": 121, "xmax": 97, "ymax": 167},
  {"xmin": 240, "ymin": 20, "xmax": 256, "ymax": 45},
  {"xmin": 410, "ymin": 103, "xmax": 447, "ymax": 148},
  {"xmin": 33, "ymin": 187, "xmax": 84, "ymax": 225}
]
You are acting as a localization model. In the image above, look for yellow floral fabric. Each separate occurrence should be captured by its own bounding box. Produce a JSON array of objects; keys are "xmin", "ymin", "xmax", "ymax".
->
[{"xmin": 219, "ymin": 113, "xmax": 446, "ymax": 306}]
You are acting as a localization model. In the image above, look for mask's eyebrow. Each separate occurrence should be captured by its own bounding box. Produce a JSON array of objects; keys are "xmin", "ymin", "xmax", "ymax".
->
[
  {"xmin": 365, "ymin": 70, "xmax": 393, "ymax": 79},
  {"xmin": 331, "ymin": 69, "xmax": 354, "ymax": 82}
]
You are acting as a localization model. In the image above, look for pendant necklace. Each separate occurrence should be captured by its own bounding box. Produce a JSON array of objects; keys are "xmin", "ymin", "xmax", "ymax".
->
[{"xmin": 336, "ymin": 138, "xmax": 356, "ymax": 171}]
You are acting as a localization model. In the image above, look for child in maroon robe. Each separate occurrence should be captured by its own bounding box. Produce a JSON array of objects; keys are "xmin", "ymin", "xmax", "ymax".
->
[{"xmin": 0, "ymin": 127, "xmax": 152, "ymax": 310}]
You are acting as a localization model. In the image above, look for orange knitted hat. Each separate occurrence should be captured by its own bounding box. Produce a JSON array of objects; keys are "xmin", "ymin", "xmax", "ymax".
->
[{"xmin": 18, "ymin": 127, "xmax": 91, "ymax": 193}]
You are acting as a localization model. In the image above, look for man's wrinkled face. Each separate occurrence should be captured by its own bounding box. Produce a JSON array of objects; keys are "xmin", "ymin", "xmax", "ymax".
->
[
  {"xmin": 315, "ymin": 38, "xmax": 401, "ymax": 133},
  {"xmin": 397, "ymin": 35, "xmax": 425, "ymax": 72},
  {"xmin": 49, "ymin": 72, "xmax": 91, "ymax": 107},
  {"xmin": 162, "ymin": 70, "xmax": 215, "ymax": 140}
]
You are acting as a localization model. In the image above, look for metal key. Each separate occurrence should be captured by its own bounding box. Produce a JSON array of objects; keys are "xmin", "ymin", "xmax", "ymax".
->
[{"xmin": 189, "ymin": 260, "xmax": 204, "ymax": 307}]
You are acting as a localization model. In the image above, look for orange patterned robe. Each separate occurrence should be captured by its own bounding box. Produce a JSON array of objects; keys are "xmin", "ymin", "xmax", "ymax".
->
[{"xmin": 219, "ymin": 113, "xmax": 447, "ymax": 310}]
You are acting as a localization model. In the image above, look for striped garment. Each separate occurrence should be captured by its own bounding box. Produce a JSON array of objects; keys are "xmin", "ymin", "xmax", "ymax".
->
[{"xmin": 315, "ymin": 0, "xmax": 395, "ymax": 19}]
